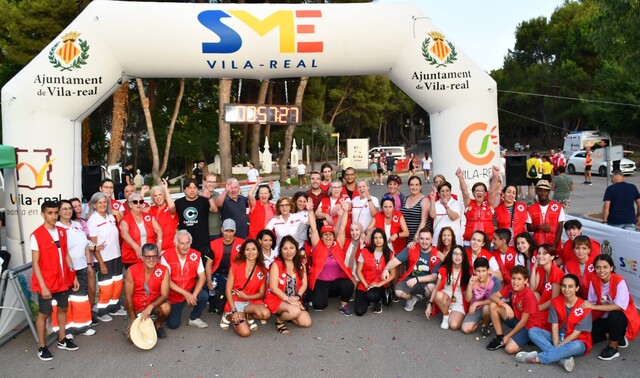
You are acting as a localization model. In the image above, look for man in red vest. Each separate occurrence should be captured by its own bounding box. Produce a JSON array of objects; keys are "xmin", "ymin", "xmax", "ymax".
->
[
  {"xmin": 161, "ymin": 230, "xmax": 209, "ymax": 329},
  {"xmin": 31, "ymin": 201, "xmax": 79, "ymax": 361},
  {"xmin": 526, "ymin": 180, "xmax": 565, "ymax": 249},
  {"xmin": 124, "ymin": 244, "xmax": 171, "ymax": 340}
]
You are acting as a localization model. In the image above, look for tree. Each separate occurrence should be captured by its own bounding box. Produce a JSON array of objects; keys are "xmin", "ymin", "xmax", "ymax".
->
[
  {"xmin": 280, "ymin": 77, "xmax": 308, "ymax": 181},
  {"xmin": 136, "ymin": 78, "xmax": 185, "ymax": 184},
  {"xmin": 218, "ymin": 78, "xmax": 233, "ymax": 179}
]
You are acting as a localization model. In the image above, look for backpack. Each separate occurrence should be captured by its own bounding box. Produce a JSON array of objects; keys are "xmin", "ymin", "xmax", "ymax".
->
[{"xmin": 528, "ymin": 163, "xmax": 537, "ymax": 178}]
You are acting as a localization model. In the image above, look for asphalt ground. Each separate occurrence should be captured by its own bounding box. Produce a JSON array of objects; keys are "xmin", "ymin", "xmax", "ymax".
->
[{"xmin": 2, "ymin": 166, "xmax": 639, "ymax": 377}]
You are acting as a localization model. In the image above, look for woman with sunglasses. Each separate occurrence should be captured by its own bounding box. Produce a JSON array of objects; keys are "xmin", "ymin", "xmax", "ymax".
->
[
  {"xmin": 147, "ymin": 179, "xmax": 177, "ymax": 253},
  {"xmin": 267, "ymin": 196, "xmax": 311, "ymax": 250},
  {"xmin": 248, "ymin": 178, "xmax": 275, "ymax": 239},
  {"xmin": 224, "ymin": 239, "xmax": 271, "ymax": 337},
  {"xmin": 426, "ymin": 245, "xmax": 471, "ymax": 330},
  {"xmin": 119, "ymin": 193, "xmax": 163, "ymax": 269}
]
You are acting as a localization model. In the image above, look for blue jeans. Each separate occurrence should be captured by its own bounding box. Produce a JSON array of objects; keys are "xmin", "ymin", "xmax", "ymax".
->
[
  {"xmin": 166, "ymin": 288, "xmax": 209, "ymax": 329},
  {"xmin": 528, "ymin": 327, "xmax": 586, "ymax": 364},
  {"xmin": 609, "ymin": 223, "xmax": 637, "ymax": 231}
]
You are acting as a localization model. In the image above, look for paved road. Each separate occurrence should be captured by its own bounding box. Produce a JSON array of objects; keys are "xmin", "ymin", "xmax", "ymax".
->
[{"xmin": 1, "ymin": 164, "xmax": 639, "ymax": 376}]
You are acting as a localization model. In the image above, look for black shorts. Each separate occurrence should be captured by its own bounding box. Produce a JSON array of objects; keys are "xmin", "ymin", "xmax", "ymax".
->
[
  {"xmin": 585, "ymin": 165, "xmax": 592, "ymax": 172},
  {"xmin": 527, "ymin": 177, "xmax": 539, "ymax": 186},
  {"xmin": 38, "ymin": 290, "xmax": 69, "ymax": 315},
  {"xmin": 377, "ymin": 168, "xmax": 384, "ymax": 174}
]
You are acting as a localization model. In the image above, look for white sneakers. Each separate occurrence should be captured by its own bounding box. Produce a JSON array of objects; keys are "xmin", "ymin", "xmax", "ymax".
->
[
  {"xmin": 440, "ymin": 315, "xmax": 450, "ymax": 330},
  {"xmin": 188, "ymin": 318, "xmax": 209, "ymax": 328},
  {"xmin": 404, "ymin": 296, "xmax": 419, "ymax": 312}
]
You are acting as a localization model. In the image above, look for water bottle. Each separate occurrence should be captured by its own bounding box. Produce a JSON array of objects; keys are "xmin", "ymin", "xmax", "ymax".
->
[{"xmin": 559, "ymin": 332, "xmax": 565, "ymax": 342}]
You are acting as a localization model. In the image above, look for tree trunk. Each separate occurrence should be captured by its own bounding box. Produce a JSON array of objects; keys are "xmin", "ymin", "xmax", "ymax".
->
[
  {"xmin": 136, "ymin": 78, "xmax": 185, "ymax": 185},
  {"xmin": 81, "ymin": 117, "xmax": 90, "ymax": 165},
  {"xmin": 107, "ymin": 83, "xmax": 128, "ymax": 166},
  {"xmin": 280, "ymin": 77, "xmax": 308, "ymax": 181},
  {"xmin": 219, "ymin": 78, "xmax": 233, "ymax": 179},
  {"xmin": 252, "ymin": 79, "xmax": 270, "ymax": 169}
]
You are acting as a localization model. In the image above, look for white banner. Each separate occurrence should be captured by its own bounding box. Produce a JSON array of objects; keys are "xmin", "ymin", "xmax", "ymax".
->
[
  {"xmin": 346, "ymin": 139, "xmax": 369, "ymax": 171},
  {"xmin": 566, "ymin": 216, "xmax": 640, "ymax": 308}
]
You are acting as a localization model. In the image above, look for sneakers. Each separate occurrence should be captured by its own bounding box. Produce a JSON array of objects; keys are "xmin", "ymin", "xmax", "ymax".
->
[
  {"xmin": 57, "ymin": 337, "xmax": 79, "ymax": 351},
  {"xmin": 339, "ymin": 304, "xmax": 353, "ymax": 317},
  {"xmin": 559, "ymin": 356, "xmax": 575, "ymax": 372},
  {"xmin": 109, "ymin": 308, "xmax": 127, "ymax": 316},
  {"xmin": 480, "ymin": 323, "xmax": 491, "ymax": 338},
  {"xmin": 440, "ymin": 315, "xmax": 450, "ymax": 330},
  {"xmin": 188, "ymin": 318, "xmax": 209, "ymax": 329},
  {"xmin": 96, "ymin": 314, "xmax": 113, "ymax": 322},
  {"xmin": 249, "ymin": 322, "xmax": 258, "ymax": 331},
  {"xmin": 82, "ymin": 328, "xmax": 96, "ymax": 336},
  {"xmin": 598, "ymin": 346, "xmax": 620, "ymax": 361},
  {"xmin": 404, "ymin": 296, "xmax": 419, "ymax": 312},
  {"xmin": 156, "ymin": 327, "xmax": 167, "ymax": 339},
  {"xmin": 618, "ymin": 336, "xmax": 628, "ymax": 349},
  {"xmin": 220, "ymin": 315, "xmax": 230, "ymax": 330},
  {"xmin": 373, "ymin": 301, "xmax": 383, "ymax": 314},
  {"xmin": 486, "ymin": 336, "xmax": 504, "ymax": 351},
  {"xmin": 515, "ymin": 350, "xmax": 538, "ymax": 363},
  {"xmin": 37, "ymin": 346, "xmax": 53, "ymax": 361}
]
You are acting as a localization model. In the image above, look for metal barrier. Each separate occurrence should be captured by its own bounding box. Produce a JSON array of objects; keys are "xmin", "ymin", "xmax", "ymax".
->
[{"xmin": 0, "ymin": 262, "xmax": 38, "ymax": 347}]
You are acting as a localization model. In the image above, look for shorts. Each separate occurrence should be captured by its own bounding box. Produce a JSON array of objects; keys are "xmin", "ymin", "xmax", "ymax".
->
[
  {"xmin": 297, "ymin": 174, "xmax": 305, "ymax": 179},
  {"xmin": 38, "ymin": 290, "xmax": 69, "ymax": 315},
  {"xmin": 75, "ymin": 267, "xmax": 89, "ymax": 296},
  {"xmin": 556, "ymin": 198, "xmax": 570, "ymax": 211},
  {"xmin": 503, "ymin": 317, "xmax": 531, "ymax": 347},
  {"xmin": 527, "ymin": 177, "xmax": 539, "ymax": 186},
  {"xmin": 448, "ymin": 299, "xmax": 466, "ymax": 315},
  {"xmin": 377, "ymin": 168, "xmax": 384, "ymax": 174},
  {"xmin": 541, "ymin": 174, "xmax": 552, "ymax": 182},
  {"xmin": 462, "ymin": 306, "xmax": 485, "ymax": 324},
  {"xmin": 235, "ymin": 301, "xmax": 249, "ymax": 312},
  {"xmin": 585, "ymin": 165, "xmax": 591, "ymax": 172},
  {"xmin": 369, "ymin": 164, "xmax": 376, "ymax": 171},
  {"xmin": 423, "ymin": 168, "xmax": 430, "ymax": 172},
  {"xmin": 395, "ymin": 277, "xmax": 430, "ymax": 296}
]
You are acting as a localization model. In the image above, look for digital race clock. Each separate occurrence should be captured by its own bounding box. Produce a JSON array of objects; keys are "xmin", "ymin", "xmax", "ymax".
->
[{"xmin": 224, "ymin": 104, "xmax": 302, "ymax": 125}]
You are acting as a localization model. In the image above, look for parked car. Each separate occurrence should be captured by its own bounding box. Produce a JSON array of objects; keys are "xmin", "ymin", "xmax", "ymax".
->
[{"xmin": 566, "ymin": 150, "xmax": 636, "ymax": 176}]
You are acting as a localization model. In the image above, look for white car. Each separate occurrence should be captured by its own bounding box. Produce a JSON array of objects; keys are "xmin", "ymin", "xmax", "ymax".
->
[{"xmin": 566, "ymin": 150, "xmax": 636, "ymax": 176}]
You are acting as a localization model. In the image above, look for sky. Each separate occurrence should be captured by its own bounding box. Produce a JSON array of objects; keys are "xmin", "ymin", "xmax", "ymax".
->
[{"xmin": 378, "ymin": 0, "xmax": 566, "ymax": 71}]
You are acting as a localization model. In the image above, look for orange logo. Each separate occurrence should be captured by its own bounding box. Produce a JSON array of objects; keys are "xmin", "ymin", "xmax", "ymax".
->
[
  {"xmin": 458, "ymin": 122, "xmax": 498, "ymax": 165},
  {"xmin": 16, "ymin": 148, "xmax": 54, "ymax": 189}
]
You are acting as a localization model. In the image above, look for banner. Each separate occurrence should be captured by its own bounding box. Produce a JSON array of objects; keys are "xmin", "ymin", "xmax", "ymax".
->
[{"xmin": 346, "ymin": 139, "xmax": 369, "ymax": 171}]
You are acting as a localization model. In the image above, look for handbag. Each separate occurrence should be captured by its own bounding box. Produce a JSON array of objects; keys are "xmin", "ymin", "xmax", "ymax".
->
[{"xmin": 382, "ymin": 286, "xmax": 394, "ymax": 307}]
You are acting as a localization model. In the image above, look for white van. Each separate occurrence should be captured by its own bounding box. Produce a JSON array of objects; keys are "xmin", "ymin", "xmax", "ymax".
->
[
  {"xmin": 563, "ymin": 130, "xmax": 611, "ymax": 155},
  {"xmin": 369, "ymin": 146, "xmax": 407, "ymax": 160}
]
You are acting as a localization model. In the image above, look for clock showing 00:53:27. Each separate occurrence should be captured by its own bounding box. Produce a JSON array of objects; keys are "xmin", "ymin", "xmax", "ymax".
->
[{"xmin": 224, "ymin": 104, "xmax": 302, "ymax": 125}]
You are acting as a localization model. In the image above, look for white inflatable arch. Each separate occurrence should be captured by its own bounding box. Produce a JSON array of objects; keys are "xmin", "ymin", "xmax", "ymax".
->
[{"xmin": 1, "ymin": 1, "xmax": 499, "ymax": 266}]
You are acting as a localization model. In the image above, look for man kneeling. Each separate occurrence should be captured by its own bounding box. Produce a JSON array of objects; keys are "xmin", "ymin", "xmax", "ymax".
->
[{"xmin": 125, "ymin": 244, "xmax": 171, "ymax": 340}]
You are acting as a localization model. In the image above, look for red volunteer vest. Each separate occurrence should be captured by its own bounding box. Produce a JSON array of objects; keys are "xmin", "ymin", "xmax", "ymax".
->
[
  {"xmin": 357, "ymin": 250, "xmax": 390, "ymax": 291},
  {"xmin": 550, "ymin": 296, "xmax": 592, "ymax": 354},
  {"xmin": 398, "ymin": 245, "xmax": 441, "ymax": 282},
  {"xmin": 528, "ymin": 201, "xmax": 563, "ymax": 248},
  {"xmin": 148, "ymin": 204, "xmax": 178, "ymax": 251},
  {"xmin": 121, "ymin": 212, "xmax": 157, "ymax": 265},
  {"xmin": 561, "ymin": 237, "xmax": 601, "ymax": 264},
  {"xmin": 31, "ymin": 225, "xmax": 73, "ymax": 294},
  {"xmin": 209, "ymin": 237, "xmax": 244, "ymax": 273},
  {"xmin": 494, "ymin": 201, "xmax": 528, "ymax": 241},
  {"xmin": 163, "ymin": 248, "xmax": 202, "ymax": 304},
  {"xmin": 374, "ymin": 211, "xmax": 407, "ymax": 254},
  {"xmin": 591, "ymin": 273, "xmax": 640, "ymax": 341},
  {"xmin": 265, "ymin": 259, "xmax": 305, "ymax": 313},
  {"xmin": 493, "ymin": 247, "xmax": 518, "ymax": 285},
  {"xmin": 564, "ymin": 258, "xmax": 595, "ymax": 300},
  {"xmin": 320, "ymin": 195, "xmax": 351, "ymax": 235},
  {"xmin": 308, "ymin": 241, "xmax": 354, "ymax": 290},
  {"xmin": 433, "ymin": 266, "xmax": 469, "ymax": 315},
  {"xmin": 248, "ymin": 201, "xmax": 276, "ymax": 239},
  {"xmin": 129, "ymin": 262, "xmax": 167, "ymax": 313},
  {"xmin": 223, "ymin": 260, "xmax": 267, "ymax": 312},
  {"xmin": 463, "ymin": 200, "xmax": 494, "ymax": 242},
  {"xmin": 466, "ymin": 247, "xmax": 493, "ymax": 275}
]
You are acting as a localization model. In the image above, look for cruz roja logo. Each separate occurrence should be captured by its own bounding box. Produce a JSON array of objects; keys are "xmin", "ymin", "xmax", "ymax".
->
[
  {"xmin": 421, "ymin": 31, "xmax": 457, "ymax": 68},
  {"xmin": 48, "ymin": 31, "xmax": 90, "ymax": 72}
]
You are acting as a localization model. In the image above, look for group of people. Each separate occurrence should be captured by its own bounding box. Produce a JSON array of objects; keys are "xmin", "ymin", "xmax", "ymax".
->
[
  {"xmin": 30, "ymin": 161, "xmax": 638, "ymax": 372},
  {"xmin": 525, "ymin": 150, "xmax": 573, "ymax": 211}
]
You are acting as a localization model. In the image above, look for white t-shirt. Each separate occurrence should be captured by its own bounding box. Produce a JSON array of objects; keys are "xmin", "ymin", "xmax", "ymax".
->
[
  {"xmin": 488, "ymin": 252, "xmax": 525, "ymax": 272},
  {"xmin": 247, "ymin": 168, "xmax": 259, "ymax": 182},
  {"xmin": 266, "ymin": 212, "xmax": 309, "ymax": 248},
  {"xmin": 30, "ymin": 227, "xmax": 64, "ymax": 273},
  {"xmin": 296, "ymin": 164, "xmax": 306, "ymax": 175},
  {"xmin": 56, "ymin": 220, "xmax": 89, "ymax": 270},
  {"xmin": 421, "ymin": 157, "xmax": 432, "ymax": 170},
  {"xmin": 525, "ymin": 204, "xmax": 566, "ymax": 224},
  {"xmin": 432, "ymin": 198, "xmax": 463, "ymax": 246},
  {"xmin": 87, "ymin": 212, "xmax": 121, "ymax": 262},
  {"xmin": 351, "ymin": 196, "xmax": 379, "ymax": 230}
]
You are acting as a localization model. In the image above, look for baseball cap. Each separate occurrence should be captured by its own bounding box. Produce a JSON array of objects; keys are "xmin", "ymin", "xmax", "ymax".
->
[
  {"xmin": 222, "ymin": 219, "xmax": 236, "ymax": 231},
  {"xmin": 320, "ymin": 225, "xmax": 335, "ymax": 234}
]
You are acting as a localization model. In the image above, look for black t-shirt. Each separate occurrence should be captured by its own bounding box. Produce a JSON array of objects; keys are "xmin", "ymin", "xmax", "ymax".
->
[
  {"xmin": 175, "ymin": 196, "xmax": 210, "ymax": 252},
  {"xmin": 121, "ymin": 168, "xmax": 133, "ymax": 185},
  {"xmin": 192, "ymin": 167, "xmax": 203, "ymax": 187}
]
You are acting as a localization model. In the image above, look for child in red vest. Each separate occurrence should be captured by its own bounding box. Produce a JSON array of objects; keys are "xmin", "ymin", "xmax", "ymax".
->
[{"xmin": 31, "ymin": 201, "xmax": 80, "ymax": 361}]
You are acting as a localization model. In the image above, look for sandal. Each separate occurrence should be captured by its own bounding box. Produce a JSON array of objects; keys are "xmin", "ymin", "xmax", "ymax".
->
[{"xmin": 275, "ymin": 320, "xmax": 290, "ymax": 334}]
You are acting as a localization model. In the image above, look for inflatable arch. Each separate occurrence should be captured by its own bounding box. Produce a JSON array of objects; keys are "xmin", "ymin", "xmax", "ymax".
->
[{"xmin": 1, "ymin": 1, "xmax": 499, "ymax": 267}]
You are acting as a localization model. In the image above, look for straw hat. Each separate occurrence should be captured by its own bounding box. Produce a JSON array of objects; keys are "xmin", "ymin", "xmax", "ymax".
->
[{"xmin": 129, "ymin": 316, "xmax": 157, "ymax": 350}]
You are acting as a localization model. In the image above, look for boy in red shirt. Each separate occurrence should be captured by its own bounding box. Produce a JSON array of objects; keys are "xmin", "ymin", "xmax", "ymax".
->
[
  {"xmin": 31, "ymin": 201, "xmax": 80, "ymax": 361},
  {"xmin": 486, "ymin": 265, "xmax": 540, "ymax": 354}
]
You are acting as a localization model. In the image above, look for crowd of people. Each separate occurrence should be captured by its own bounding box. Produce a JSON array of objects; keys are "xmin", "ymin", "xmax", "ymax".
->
[{"xmin": 30, "ymin": 161, "xmax": 639, "ymax": 372}]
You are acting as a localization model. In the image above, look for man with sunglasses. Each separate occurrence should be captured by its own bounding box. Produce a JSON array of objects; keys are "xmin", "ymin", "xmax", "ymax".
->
[{"xmin": 124, "ymin": 243, "xmax": 170, "ymax": 340}]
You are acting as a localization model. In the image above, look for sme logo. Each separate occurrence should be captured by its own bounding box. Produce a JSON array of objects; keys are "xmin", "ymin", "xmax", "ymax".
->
[
  {"xmin": 198, "ymin": 9, "xmax": 323, "ymax": 54},
  {"xmin": 619, "ymin": 257, "xmax": 638, "ymax": 272},
  {"xmin": 16, "ymin": 148, "xmax": 55, "ymax": 190},
  {"xmin": 458, "ymin": 122, "xmax": 498, "ymax": 165}
]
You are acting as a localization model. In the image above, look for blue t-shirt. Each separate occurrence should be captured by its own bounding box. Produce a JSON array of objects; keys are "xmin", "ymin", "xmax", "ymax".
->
[{"xmin": 603, "ymin": 182, "xmax": 640, "ymax": 224}]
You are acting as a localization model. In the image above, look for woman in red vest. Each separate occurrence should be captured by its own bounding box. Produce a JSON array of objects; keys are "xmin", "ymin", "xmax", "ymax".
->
[
  {"xmin": 518, "ymin": 274, "xmax": 592, "ymax": 372},
  {"xmin": 582, "ymin": 254, "xmax": 640, "ymax": 361},
  {"xmin": 120, "ymin": 193, "xmax": 162, "ymax": 268},
  {"xmin": 563, "ymin": 235, "xmax": 596, "ymax": 300},
  {"xmin": 529, "ymin": 244, "xmax": 563, "ymax": 325},
  {"xmin": 265, "ymin": 235, "xmax": 311, "ymax": 334},
  {"xmin": 248, "ymin": 179, "xmax": 275, "ymax": 239},
  {"xmin": 147, "ymin": 180, "xmax": 178, "ymax": 253},
  {"xmin": 355, "ymin": 228, "xmax": 396, "ymax": 316},
  {"xmin": 515, "ymin": 232, "xmax": 538, "ymax": 273},
  {"xmin": 456, "ymin": 168, "xmax": 497, "ymax": 243},
  {"xmin": 225, "ymin": 239, "xmax": 271, "ymax": 337},
  {"xmin": 366, "ymin": 197, "xmax": 409, "ymax": 255},
  {"xmin": 494, "ymin": 184, "xmax": 528, "ymax": 246},
  {"xmin": 426, "ymin": 245, "xmax": 471, "ymax": 330}
]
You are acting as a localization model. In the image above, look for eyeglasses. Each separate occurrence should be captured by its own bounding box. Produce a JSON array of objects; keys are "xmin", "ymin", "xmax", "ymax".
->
[
  {"xmin": 101, "ymin": 186, "xmax": 114, "ymax": 190},
  {"xmin": 142, "ymin": 255, "xmax": 159, "ymax": 260},
  {"xmin": 130, "ymin": 200, "xmax": 144, "ymax": 205},
  {"xmin": 452, "ymin": 252, "xmax": 463, "ymax": 257},
  {"xmin": 279, "ymin": 204, "xmax": 291, "ymax": 207}
]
